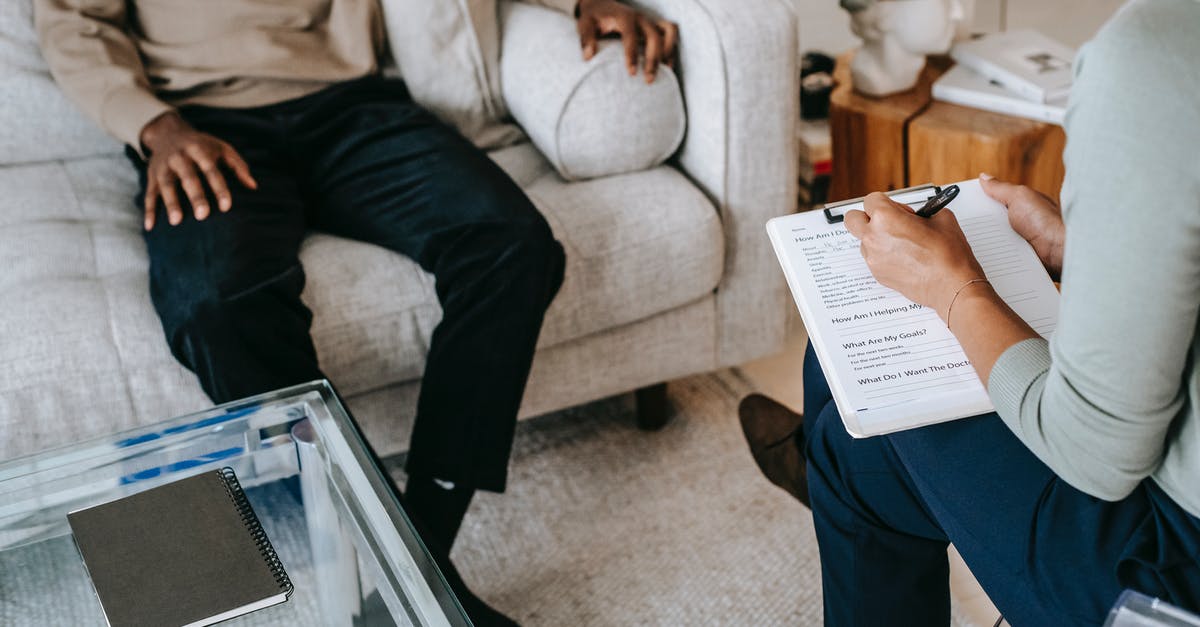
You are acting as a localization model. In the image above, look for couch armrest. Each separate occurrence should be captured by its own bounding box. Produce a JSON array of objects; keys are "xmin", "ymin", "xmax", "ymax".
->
[{"xmin": 635, "ymin": 0, "xmax": 799, "ymax": 367}]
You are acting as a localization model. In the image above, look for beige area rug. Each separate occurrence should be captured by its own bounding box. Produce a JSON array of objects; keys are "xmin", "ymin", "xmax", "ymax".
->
[{"xmin": 390, "ymin": 370, "xmax": 979, "ymax": 626}]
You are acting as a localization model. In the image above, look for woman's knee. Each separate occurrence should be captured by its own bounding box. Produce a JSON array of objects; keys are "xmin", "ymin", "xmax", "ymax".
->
[{"xmin": 804, "ymin": 402, "xmax": 863, "ymax": 506}]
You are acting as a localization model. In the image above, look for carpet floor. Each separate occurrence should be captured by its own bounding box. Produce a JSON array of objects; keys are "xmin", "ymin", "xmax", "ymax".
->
[{"xmin": 388, "ymin": 370, "xmax": 978, "ymax": 626}]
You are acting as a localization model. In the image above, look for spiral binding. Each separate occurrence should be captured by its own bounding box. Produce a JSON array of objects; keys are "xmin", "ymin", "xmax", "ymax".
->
[{"xmin": 218, "ymin": 467, "xmax": 295, "ymax": 597}]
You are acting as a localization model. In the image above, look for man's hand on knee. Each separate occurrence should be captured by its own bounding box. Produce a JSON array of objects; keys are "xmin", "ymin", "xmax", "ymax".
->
[
  {"xmin": 575, "ymin": 0, "xmax": 678, "ymax": 84},
  {"xmin": 138, "ymin": 112, "xmax": 258, "ymax": 231}
]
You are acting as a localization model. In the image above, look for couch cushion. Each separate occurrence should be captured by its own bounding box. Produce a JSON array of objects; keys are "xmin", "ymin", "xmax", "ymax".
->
[
  {"xmin": 487, "ymin": 141, "xmax": 554, "ymax": 188},
  {"xmin": 0, "ymin": 160, "xmax": 192, "ymax": 459},
  {"xmin": 0, "ymin": 148, "xmax": 721, "ymax": 458},
  {"xmin": 0, "ymin": 1, "xmax": 121, "ymax": 165},
  {"xmin": 301, "ymin": 144, "xmax": 724, "ymax": 393},
  {"xmin": 523, "ymin": 159, "xmax": 724, "ymax": 348}
]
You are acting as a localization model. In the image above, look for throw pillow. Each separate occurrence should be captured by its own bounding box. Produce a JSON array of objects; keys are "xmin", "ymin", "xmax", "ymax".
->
[{"xmin": 499, "ymin": 2, "xmax": 685, "ymax": 181}]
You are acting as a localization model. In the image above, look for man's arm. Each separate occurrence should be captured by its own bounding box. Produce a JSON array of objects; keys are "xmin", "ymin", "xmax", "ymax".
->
[
  {"xmin": 34, "ymin": 0, "xmax": 172, "ymax": 151},
  {"xmin": 34, "ymin": 0, "xmax": 256, "ymax": 230},
  {"xmin": 519, "ymin": 0, "xmax": 678, "ymax": 84}
]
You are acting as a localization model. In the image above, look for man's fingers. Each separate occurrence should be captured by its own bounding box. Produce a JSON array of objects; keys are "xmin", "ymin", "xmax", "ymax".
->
[
  {"xmin": 170, "ymin": 158, "xmax": 210, "ymax": 221},
  {"xmin": 221, "ymin": 146, "xmax": 258, "ymax": 190},
  {"xmin": 188, "ymin": 147, "xmax": 233, "ymax": 212},
  {"xmin": 158, "ymin": 177, "xmax": 184, "ymax": 227},
  {"xmin": 616, "ymin": 16, "xmax": 639, "ymax": 76},
  {"xmin": 577, "ymin": 16, "xmax": 599, "ymax": 60},
  {"xmin": 639, "ymin": 18, "xmax": 662, "ymax": 83},
  {"xmin": 144, "ymin": 177, "xmax": 159, "ymax": 231},
  {"xmin": 843, "ymin": 209, "xmax": 869, "ymax": 238},
  {"xmin": 659, "ymin": 20, "xmax": 678, "ymax": 68},
  {"xmin": 204, "ymin": 167, "xmax": 233, "ymax": 213},
  {"xmin": 979, "ymin": 172, "xmax": 1020, "ymax": 207}
]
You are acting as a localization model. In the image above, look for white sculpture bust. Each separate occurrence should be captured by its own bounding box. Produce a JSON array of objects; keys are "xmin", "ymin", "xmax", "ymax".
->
[{"xmin": 843, "ymin": 0, "xmax": 969, "ymax": 97}]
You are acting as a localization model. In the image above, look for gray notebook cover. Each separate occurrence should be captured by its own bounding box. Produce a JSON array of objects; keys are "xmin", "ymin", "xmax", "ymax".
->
[{"xmin": 68, "ymin": 468, "xmax": 293, "ymax": 627}]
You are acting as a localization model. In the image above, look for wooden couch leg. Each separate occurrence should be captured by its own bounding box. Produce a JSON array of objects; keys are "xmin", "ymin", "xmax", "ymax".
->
[{"xmin": 635, "ymin": 383, "xmax": 671, "ymax": 431}]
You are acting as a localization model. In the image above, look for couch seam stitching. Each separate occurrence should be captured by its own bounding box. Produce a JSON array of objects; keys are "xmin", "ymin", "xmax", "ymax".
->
[
  {"xmin": 676, "ymin": 0, "xmax": 731, "ymax": 370},
  {"xmin": 555, "ymin": 50, "xmax": 613, "ymax": 180},
  {"xmin": 65, "ymin": 160, "xmax": 140, "ymax": 422}
]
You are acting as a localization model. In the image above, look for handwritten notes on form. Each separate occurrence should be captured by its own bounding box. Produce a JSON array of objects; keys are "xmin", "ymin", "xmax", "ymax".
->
[{"xmin": 767, "ymin": 179, "xmax": 1060, "ymax": 437}]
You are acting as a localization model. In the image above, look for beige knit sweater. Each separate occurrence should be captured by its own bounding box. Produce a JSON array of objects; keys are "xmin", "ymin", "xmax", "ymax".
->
[{"xmin": 34, "ymin": 0, "xmax": 575, "ymax": 149}]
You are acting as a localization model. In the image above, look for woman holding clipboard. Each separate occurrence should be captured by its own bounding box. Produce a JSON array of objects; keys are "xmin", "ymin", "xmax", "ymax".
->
[{"xmin": 739, "ymin": 0, "xmax": 1200, "ymax": 624}]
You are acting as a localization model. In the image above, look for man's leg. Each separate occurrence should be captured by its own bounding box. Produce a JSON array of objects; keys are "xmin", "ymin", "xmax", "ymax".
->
[
  {"xmin": 802, "ymin": 342, "xmax": 1196, "ymax": 626},
  {"xmin": 133, "ymin": 108, "xmax": 320, "ymax": 404},
  {"xmin": 290, "ymin": 78, "xmax": 564, "ymax": 534},
  {"xmin": 134, "ymin": 95, "xmax": 523, "ymax": 626}
]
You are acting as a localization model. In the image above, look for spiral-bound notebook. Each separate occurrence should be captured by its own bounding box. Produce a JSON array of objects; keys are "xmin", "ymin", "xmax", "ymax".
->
[{"xmin": 68, "ymin": 468, "xmax": 293, "ymax": 627}]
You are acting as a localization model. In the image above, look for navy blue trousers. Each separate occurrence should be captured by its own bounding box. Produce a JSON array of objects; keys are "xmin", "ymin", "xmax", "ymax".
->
[
  {"xmin": 801, "ymin": 343, "xmax": 1200, "ymax": 626},
  {"xmin": 130, "ymin": 77, "xmax": 565, "ymax": 492}
]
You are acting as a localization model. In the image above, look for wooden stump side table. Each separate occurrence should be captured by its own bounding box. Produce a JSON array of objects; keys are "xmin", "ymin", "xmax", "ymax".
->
[{"xmin": 829, "ymin": 52, "xmax": 1066, "ymax": 203}]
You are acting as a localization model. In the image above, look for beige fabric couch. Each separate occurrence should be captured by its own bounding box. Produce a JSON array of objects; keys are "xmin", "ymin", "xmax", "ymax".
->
[{"xmin": 0, "ymin": 0, "xmax": 798, "ymax": 460}]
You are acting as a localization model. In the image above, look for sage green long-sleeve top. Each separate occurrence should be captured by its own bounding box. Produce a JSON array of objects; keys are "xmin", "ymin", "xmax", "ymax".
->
[{"xmin": 988, "ymin": 0, "xmax": 1200, "ymax": 518}]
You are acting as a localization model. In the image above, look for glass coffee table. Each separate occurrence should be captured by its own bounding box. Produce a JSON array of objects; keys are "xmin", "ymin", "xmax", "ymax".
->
[{"xmin": 0, "ymin": 381, "xmax": 468, "ymax": 626}]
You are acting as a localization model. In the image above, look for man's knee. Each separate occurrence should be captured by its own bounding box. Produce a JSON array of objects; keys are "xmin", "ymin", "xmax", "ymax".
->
[
  {"xmin": 459, "ymin": 200, "xmax": 565, "ymax": 290},
  {"xmin": 499, "ymin": 217, "xmax": 566, "ymax": 308},
  {"xmin": 506, "ymin": 215, "xmax": 563, "ymax": 269}
]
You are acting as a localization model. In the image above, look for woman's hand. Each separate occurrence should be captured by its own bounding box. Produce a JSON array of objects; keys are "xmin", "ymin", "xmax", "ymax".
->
[
  {"xmin": 980, "ymin": 173, "xmax": 1064, "ymax": 279},
  {"xmin": 843, "ymin": 192, "xmax": 987, "ymax": 320}
]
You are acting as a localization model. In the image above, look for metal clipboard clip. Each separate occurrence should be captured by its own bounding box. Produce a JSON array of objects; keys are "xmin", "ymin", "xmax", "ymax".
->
[{"xmin": 822, "ymin": 184, "xmax": 941, "ymax": 224}]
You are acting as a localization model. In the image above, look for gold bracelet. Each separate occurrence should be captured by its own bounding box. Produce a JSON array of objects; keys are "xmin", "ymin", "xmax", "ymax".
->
[{"xmin": 945, "ymin": 278, "xmax": 989, "ymax": 330}]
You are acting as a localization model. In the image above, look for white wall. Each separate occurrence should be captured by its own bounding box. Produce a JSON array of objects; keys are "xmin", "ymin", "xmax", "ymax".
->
[
  {"xmin": 790, "ymin": 1, "xmax": 858, "ymax": 58},
  {"xmin": 790, "ymin": 0, "xmax": 1127, "ymax": 56},
  {"xmin": 979, "ymin": 0, "xmax": 1128, "ymax": 47}
]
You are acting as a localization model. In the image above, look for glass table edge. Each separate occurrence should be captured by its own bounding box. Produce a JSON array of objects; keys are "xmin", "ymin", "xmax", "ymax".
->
[
  {"xmin": 0, "ymin": 381, "xmax": 327, "ymax": 479},
  {"xmin": 303, "ymin": 383, "xmax": 470, "ymax": 626}
]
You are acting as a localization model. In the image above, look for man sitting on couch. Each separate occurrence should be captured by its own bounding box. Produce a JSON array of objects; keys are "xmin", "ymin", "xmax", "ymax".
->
[{"xmin": 34, "ymin": 0, "xmax": 676, "ymax": 622}]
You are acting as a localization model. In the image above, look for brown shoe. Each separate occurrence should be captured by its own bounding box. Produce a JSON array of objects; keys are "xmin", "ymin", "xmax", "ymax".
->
[{"xmin": 738, "ymin": 393, "xmax": 810, "ymax": 507}]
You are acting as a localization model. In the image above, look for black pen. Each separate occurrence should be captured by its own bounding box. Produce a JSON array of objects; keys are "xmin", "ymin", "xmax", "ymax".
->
[{"xmin": 914, "ymin": 185, "xmax": 959, "ymax": 218}]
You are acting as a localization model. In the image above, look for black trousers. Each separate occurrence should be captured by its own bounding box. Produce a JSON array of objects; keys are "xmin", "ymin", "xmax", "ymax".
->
[{"xmin": 130, "ymin": 77, "xmax": 565, "ymax": 492}]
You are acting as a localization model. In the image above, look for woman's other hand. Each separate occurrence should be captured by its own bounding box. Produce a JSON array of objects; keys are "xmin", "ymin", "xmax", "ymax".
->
[
  {"xmin": 980, "ymin": 173, "xmax": 1064, "ymax": 280},
  {"xmin": 843, "ymin": 192, "xmax": 986, "ymax": 321}
]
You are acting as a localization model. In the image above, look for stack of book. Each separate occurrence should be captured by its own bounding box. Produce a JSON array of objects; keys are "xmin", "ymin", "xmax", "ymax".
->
[{"xmin": 934, "ymin": 29, "xmax": 1075, "ymax": 126}]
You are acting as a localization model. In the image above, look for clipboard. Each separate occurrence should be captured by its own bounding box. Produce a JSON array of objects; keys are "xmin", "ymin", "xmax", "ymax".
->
[
  {"xmin": 768, "ymin": 178, "xmax": 1061, "ymax": 437},
  {"xmin": 822, "ymin": 184, "xmax": 941, "ymax": 223}
]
